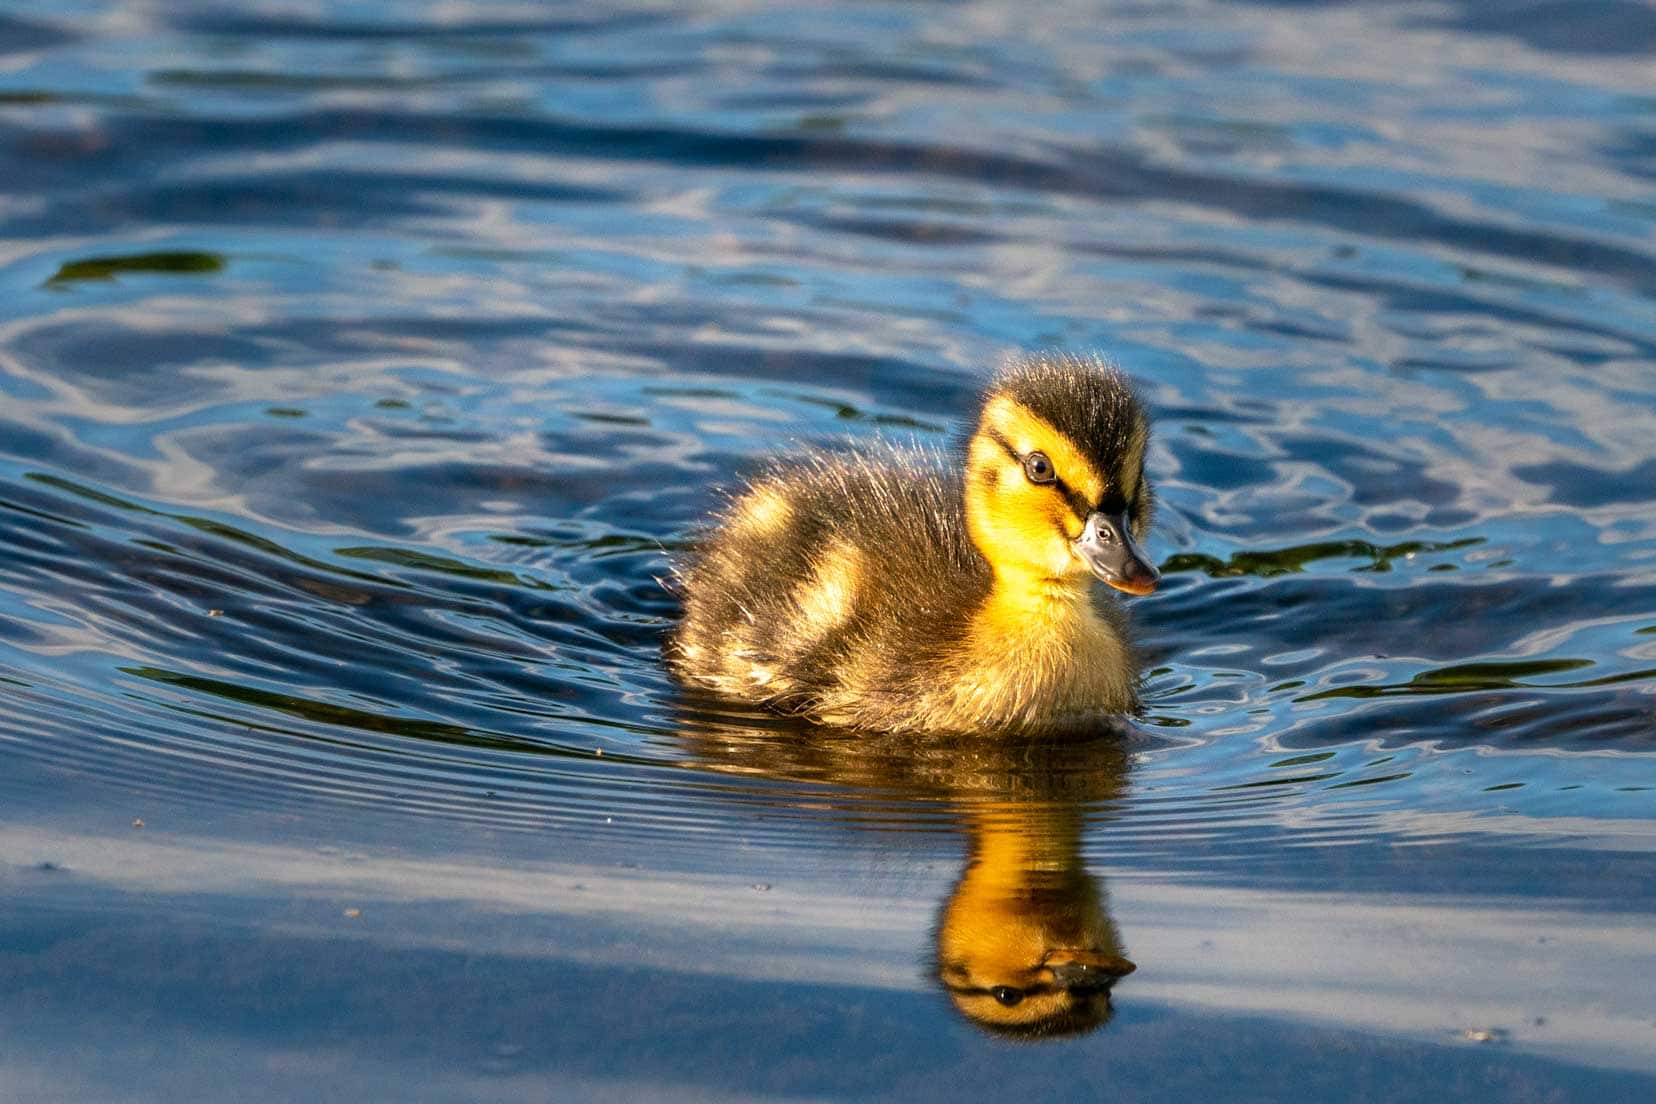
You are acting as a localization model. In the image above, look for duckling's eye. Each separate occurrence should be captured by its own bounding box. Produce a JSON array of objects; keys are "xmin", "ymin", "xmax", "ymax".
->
[
  {"xmin": 1022, "ymin": 452, "xmax": 1055, "ymax": 485},
  {"xmin": 990, "ymin": 986, "xmax": 1024, "ymax": 1007}
]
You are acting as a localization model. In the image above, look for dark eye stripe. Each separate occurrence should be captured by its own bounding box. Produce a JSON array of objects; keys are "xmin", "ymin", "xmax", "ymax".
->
[
  {"xmin": 1053, "ymin": 477, "xmax": 1092, "ymax": 524},
  {"xmin": 981, "ymin": 426, "xmax": 1101, "ymax": 524}
]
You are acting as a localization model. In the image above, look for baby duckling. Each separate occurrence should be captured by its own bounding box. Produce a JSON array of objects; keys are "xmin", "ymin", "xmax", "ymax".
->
[{"xmin": 667, "ymin": 353, "xmax": 1158, "ymax": 735}]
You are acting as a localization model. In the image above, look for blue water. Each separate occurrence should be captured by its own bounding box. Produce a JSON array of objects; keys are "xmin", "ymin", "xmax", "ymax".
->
[{"xmin": 2, "ymin": 1, "xmax": 1655, "ymax": 1100}]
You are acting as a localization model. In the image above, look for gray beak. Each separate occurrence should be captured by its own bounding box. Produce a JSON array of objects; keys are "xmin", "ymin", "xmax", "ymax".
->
[{"xmin": 1074, "ymin": 511, "xmax": 1158, "ymax": 595}]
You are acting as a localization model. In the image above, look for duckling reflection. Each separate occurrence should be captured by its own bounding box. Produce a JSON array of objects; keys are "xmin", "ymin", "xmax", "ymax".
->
[
  {"xmin": 674, "ymin": 712, "xmax": 1137, "ymax": 1038},
  {"xmin": 938, "ymin": 796, "xmax": 1134, "ymax": 1037}
]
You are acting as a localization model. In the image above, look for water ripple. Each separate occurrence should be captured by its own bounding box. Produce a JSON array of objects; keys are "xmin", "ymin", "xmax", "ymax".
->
[{"xmin": 0, "ymin": 0, "xmax": 1652, "ymax": 908}]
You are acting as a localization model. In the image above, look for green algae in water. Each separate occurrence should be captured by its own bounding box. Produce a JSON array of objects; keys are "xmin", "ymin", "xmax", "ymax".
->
[
  {"xmin": 118, "ymin": 665, "xmax": 552, "ymax": 755},
  {"xmin": 334, "ymin": 545, "xmax": 561, "ymax": 589},
  {"xmin": 1298, "ymin": 658, "xmax": 1596, "ymax": 701},
  {"xmin": 46, "ymin": 251, "xmax": 226, "ymax": 284},
  {"xmin": 1161, "ymin": 537, "xmax": 1484, "ymax": 578}
]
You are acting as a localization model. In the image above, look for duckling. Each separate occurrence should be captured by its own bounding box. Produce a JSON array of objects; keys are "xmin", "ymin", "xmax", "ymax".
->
[{"xmin": 667, "ymin": 353, "xmax": 1158, "ymax": 735}]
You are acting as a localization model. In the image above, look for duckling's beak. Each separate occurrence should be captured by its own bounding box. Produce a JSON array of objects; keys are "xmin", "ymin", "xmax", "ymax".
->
[{"xmin": 1075, "ymin": 511, "xmax": 1159, "ymax": 595}]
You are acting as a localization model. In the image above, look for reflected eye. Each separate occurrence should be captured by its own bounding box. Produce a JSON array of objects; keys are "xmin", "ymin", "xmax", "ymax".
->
[
  {"xmin": 990, "ymin": 986, "xmax": 1024, "ymax": 1007},
  {"xmin": 1022, "ymin": 451, "xmax": 1055, "ymax": 485}
]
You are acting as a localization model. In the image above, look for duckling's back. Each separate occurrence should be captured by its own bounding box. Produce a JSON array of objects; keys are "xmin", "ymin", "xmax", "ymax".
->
[{"xmin": 668, "ymin": 445, "xmax": 991, "ymax": 728}]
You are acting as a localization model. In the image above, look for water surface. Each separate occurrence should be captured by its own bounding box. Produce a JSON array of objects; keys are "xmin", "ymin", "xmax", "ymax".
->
[{"xmin": 2, "ymin": 1, "xmax": 1655, "ymax": 1100}]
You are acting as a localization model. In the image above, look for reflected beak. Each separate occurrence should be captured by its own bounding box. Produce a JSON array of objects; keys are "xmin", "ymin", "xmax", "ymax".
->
[
  {"xmin": 1075, "ymin": 511, "xmax": 1159, "ymax": 595},
  {"xmin": 1046, "ymin": 949, "xmax": 1137, "ymax": 990}
]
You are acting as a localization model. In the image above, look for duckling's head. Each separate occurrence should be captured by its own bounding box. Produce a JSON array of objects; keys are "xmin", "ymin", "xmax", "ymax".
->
[
  {"xmin": 964, "ymin": 355, "xmax": 1157, "ymax": 594},
  {"xmin": 936, "ymin": 875, "xmax": 1135, "ymax": 1038}
]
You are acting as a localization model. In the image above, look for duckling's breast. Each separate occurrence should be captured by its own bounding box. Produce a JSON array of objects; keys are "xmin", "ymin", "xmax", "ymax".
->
[{"xmin": 967, "ymin": 588, "xmax": 1138, "ymax": 729}]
